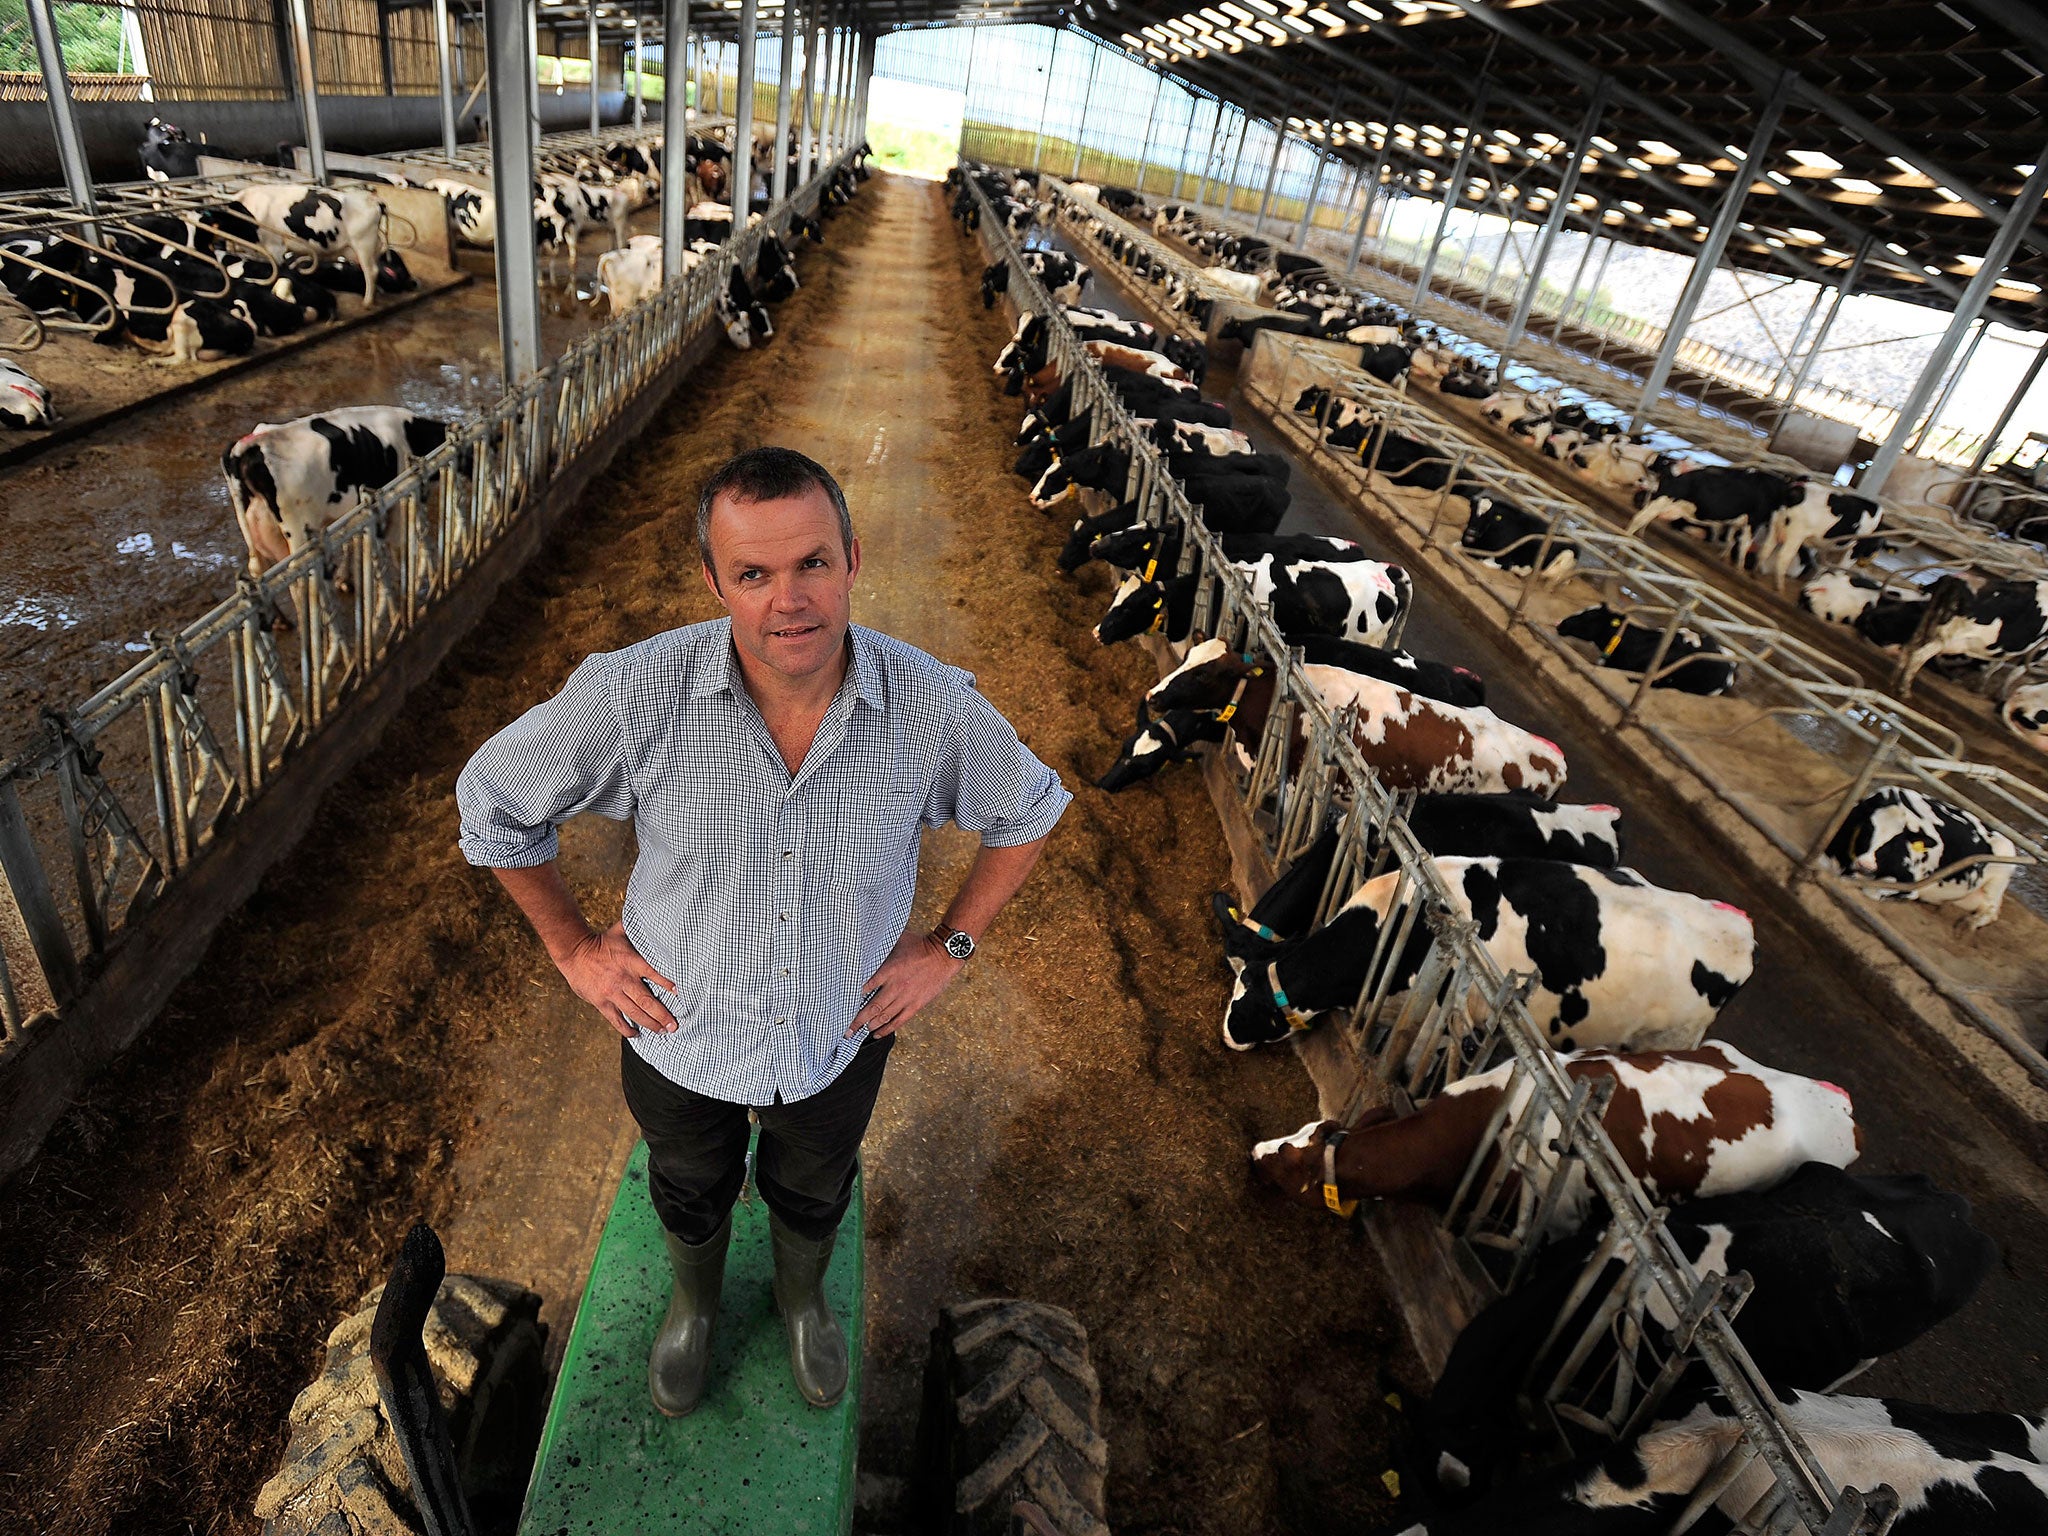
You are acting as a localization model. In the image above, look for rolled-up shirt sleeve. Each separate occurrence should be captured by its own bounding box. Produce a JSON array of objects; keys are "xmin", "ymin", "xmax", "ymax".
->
[
  {"xmin": 927, "ymin": 686, "xmax": 1072, "ymax": 847},
  {"xmin": 456, "ymin": 653, "xmax": 637, "ymax": 869}
]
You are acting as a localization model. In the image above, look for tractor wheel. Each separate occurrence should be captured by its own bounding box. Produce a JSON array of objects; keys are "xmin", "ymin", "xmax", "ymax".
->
[
  {"xmin": 916, "ymin": 1298, "xmax": 1110, "ymax": 1536},
  {"xmin": 254, "ymin": 1273, "xmax": 546, "ymax": 1536}
]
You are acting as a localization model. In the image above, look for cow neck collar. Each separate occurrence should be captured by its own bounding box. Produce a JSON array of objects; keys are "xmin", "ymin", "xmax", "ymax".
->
[
  {"xmin": 1322, "ymin": 1128, "xmax": 1359, "ymax": 1218},
  {"xmin": 1213, "ymin": 666, "xmax": 1262, "ymax": 726}
]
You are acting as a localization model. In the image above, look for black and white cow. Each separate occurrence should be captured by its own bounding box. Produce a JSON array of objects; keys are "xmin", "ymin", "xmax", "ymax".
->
[
  {"xmin": 717, "ymin": 263, "xmax": 772, "ymax": 349},
  {"xmin": 755, "ymin": 232, "xmax": 800, "ymax": 302},
  {"xmin": 1029, "ymin": 441, "xmax": 1286, "ymax": 507},
  {"xmin": 429, "ymin": 179, "xmax": 496, "ymax": 247},
  {"xmin": 1416, "ymin": 1161, "xmax": 1996, "ymax": 1501},
  {"xmin": 0, "ymin": 358, "xmax": 53, "ymax": 427},
  {"xmin": 994, "ymin": 308, "xmax": 1157, "ymax": 379},
  {"xmin": 1899, "ymin": 576, "xmax": 2048, "ymax": 692},
  {"xmin": 1757, "ymin": 486, "xmax": 1884, "ymax": 585},
  {"xmin": 1624, "ymin": 464, "xmax": 1808, "ymax": 567},
  {"xmin": 1218, "ymin": 856, "xmax": 1753, "ymax": 1053},
  {"xmin": 1213, "ymin": 797, "xmax": 1622, "ymax": 946},
  {"xmin": 536, "ymin": 176, "xmax": 633, "ymax": 275},
  {"xmin": 138, "ymin": 117, "xmax": 202, "ymax": 181},
  {"xmin": 1136, "ymin": 637, "xmax": 1484, "ymax": 725},
  {"xmin": 1461, "ymin": 495, "xmax": 1576, "ymax": 581},
  {"xmin": 1824, "ymin": 785, "xmax": 2017, "ymax": 931},
  {"xmin": 1017, "ymin": 372, "xmax": 1226, "ymax": 440},
  {"xmin": 222, "ymin": 407, "xmax": 451, "ymax": 590},
  {"xmin": 1385, "ymin": 1390, "xmax": 2048, "ymax": 1535},
  {"xmin": 2003, "ymin": 682, "xmax": 2048, "ymax": 752},
  {"xmin": 1556, "ymin": 605, "xmax": 1738, "ymax": 696},
  {"xmin": 1239, "ymin": 552, "xmax": 1412, "ymax": 647},
  {"xmin": 1798, "ymin": 570, "xmax": 1933, "ymax": 650},
  {"xmin": 234, "ymin": 184, "xmax": 388, "ymax": 306}
]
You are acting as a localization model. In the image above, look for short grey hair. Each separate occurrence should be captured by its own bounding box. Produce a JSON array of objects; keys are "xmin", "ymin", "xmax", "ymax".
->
[{"xmin": 696, "ymin": 447, "xmax": 853, "ymax": 581}]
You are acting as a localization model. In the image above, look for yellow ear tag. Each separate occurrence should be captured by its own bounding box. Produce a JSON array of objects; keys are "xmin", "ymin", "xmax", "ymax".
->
[
  {"xmin": 1381, "ymin": 1469, "xmax": 1401, "ymax": 1498},
  {"xmin": 1383, "ymin": 1391, "xmax": 1403, "ymax": 1411},
  {"xmin": 1602, "ymin": 626, "xmax": 1627, "ymax": 657}
]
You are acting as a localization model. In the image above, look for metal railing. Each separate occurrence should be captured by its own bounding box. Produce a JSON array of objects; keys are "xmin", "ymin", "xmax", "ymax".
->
[
  {"xmin": 965, "ymin": 162, "xmax": 1898, "ymax": 1536},
  {"xmin": 1251, "ymin": 330, "xmax": 2048, "ymax": 1089},
  {"xmin": 1063, "ymin": 187, "xmax": 2048, "ymax": 701},
  {"xmin": 0, "ymin": 149, "xmax": 856, "ymax": 1045},
  {"xmin": 1146, "ymin": 193, "xmax": 2048, "ymax": 597}
]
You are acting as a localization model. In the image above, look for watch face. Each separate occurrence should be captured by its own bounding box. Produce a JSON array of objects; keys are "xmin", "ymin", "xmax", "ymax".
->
[{"xmin": 944, "ymin": 930, "xmax": 975, "ymax": 960}]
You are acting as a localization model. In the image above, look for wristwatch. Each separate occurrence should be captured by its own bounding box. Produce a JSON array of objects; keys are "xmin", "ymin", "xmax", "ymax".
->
[{"xmin": 932, "ymin": 921, "xmax": 976, "ymax": 961}]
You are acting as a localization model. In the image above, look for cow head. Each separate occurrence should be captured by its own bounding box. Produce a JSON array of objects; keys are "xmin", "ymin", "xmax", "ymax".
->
[
  {"xmin": 1161, "ymin": 334, "xmax": 1207, "ymax": 386},
  {"xmin": 1013, "ymin": 437, "xmax": 1058, "ymax": 484},
  {"xmin": 0, "ymin": 364, "xmax": 53, "ymax": 428},
  {"xmin": 1144, "ymin": 638, "xmax": 1255, "ymax": 717},
  {"xmin": 1556, "ymin": 604, "xmax": 1627, "ymax": 649},
  {"xmin": 1087, "ymin": 522, "xmax": 1171, "ymax": 577},
  {"xmin": 1252, "ymin": 1116, "xmax": 1390, "ymax": 1209},
  {"xmin": 1093, "ymin": 574, "xmax": 1169, "ymax": 644},
  {"xmin": 1055, "ymin": 506, "xmax": 1139, "ymax": 573},
  {"xmin": 979, "ymin": 260, "xmax": 1008, "ymax": 309},
  {"xmin": 1293, "ymin": 384, "xmax": 1332, "ymax": 417},
  {"xmin": 1030, "ymin": 443, "xmax": 1124, "ymax": 508},
  {"xmin": 1095, "ymin": 710, "xmax": 1217, "ymax": 791}
]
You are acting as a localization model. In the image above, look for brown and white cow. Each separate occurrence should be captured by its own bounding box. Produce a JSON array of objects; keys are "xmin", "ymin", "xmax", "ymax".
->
[
  {"xmin": 1098, "ymin": 653, "xmax": 1566, "ymax": 796},
  {"xmin": 1253, "ymin": 1041, "xmax": 1861, "ymax": 1237}
]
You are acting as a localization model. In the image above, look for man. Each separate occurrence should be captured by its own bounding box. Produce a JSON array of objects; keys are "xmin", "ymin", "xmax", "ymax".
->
[{"xmin": 456, "ymin": 447, "xmax": 1069, "ymax": 1417}]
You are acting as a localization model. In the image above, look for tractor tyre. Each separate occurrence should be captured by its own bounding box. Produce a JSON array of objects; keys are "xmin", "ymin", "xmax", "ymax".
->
[
  {"xmin": 915, "ymin": 1298, "xmax": 1109, "ymax": 1536},
  {"xmin": 254, "ymin": 1273, "xmax": 547, "ymax": 1536}
]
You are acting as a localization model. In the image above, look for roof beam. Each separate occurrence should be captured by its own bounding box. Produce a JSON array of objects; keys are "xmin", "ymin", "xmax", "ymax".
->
[
  {"xmin": 1421, "ymin": 0, "xmax": 1965, "ymax": 301},
  {"xmin": 1630, "ymin": 0, "xmax": 2048, "ymax": 267}
]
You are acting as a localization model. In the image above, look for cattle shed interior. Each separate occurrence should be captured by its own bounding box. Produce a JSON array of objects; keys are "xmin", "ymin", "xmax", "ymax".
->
[{"xmin": 5, "ymin": 1, "xmax": 2048, "ymax": 1535}]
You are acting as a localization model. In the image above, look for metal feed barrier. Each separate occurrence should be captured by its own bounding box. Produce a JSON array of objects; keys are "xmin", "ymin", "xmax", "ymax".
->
[
  {"xmin": 0, "ymin": 150, "xmax": 857, "ymax": 1043},
  {"xmin": 1090, "ymin": 187, "xmax": 2048, "ymax": 617},
  {"xmin": 965, "ymin": 164, "xmax": 1898, "ymax": 1536},
  {"xmin": 1250, "ymin": 330, "xmax": 2048, "ymax": 1095}
]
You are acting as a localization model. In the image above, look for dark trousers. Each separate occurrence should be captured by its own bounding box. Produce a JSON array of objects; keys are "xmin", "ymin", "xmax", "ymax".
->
[{"xmin": 620, "ymin": 1035, "xmax": 894, "ymax": 1246}]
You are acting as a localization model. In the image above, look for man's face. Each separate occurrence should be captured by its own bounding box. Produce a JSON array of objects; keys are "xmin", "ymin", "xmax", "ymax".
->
[{"xmin": 701, "ymin": 484, "xmax": 861, "ymax": 688}]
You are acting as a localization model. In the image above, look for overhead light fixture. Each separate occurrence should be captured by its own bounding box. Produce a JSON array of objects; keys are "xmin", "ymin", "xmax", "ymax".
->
[
  {"xmin": 1786, "ymin": 149, "xmax": 1842, "ymax": 172},
  {"xmin": 1833, "ymin": 177, "xmax": 1883, "ymax": 196},
  {"xmin": 1590, "ymin": 135, "xmax": 1618, "ymax": 152},
  {"xmin": 1678, "ymin": 162, "xmax": 1713, "ymax": 177},
  {"xmin": 1638, "ymin": 140, "xmax": 1678, "ymax": 159},
  {"xmin": 1886, "ymin": 241, "xmax": 1909, "ymax": 254}
]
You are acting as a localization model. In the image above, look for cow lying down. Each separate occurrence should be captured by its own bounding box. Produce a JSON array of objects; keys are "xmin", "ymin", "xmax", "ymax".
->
[
  {"xmin": 1219, "ymin": 856, "xmax": 1753, "ymax": 1053},
  {"xmin": 1824, "ymin": 785, "xmax": 2018, "ymax": 931},
  {"xmin": 1416, "ymin": 1161, "xmax": 1996, "ymax": 1502},
  {"xmin": 1384, "ymin": 1390, "xmax": 2048, "ymax": 1535},
  {"xmin": 1253, "ymin": 1042, "xmax": 1861, "ymax": 1237}
]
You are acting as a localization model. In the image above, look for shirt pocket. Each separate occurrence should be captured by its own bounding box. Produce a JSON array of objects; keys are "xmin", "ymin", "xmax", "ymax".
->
[{"xmin": 828, "ymin": 787, "xmax": 927, "ymax": 891}]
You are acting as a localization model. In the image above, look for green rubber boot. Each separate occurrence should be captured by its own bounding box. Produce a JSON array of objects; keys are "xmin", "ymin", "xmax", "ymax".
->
[
  {"xmin": 769, "ymin": 1212, "xmax": 849, "ymax": 1408},
  {"xmin": 649, "ymin": 1216, "xmax": 730, "ymax": 1417}
]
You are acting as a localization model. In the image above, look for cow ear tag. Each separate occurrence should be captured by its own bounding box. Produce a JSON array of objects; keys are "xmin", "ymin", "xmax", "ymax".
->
[
  {"xmin": 1602, "ymin": 625, "xmax": 1627, "ymax": 658},
  {"xmin": 1380, "ymin": 1469, "xmax": 1401, "ymax": 1498}
]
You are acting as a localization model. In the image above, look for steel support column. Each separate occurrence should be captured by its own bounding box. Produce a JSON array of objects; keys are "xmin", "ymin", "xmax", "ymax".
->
[
  {"xmin": 772, "ymin": 7, "xmax": 796, "ymax": 202},
  {"xmin": 1070, "ymin": 45, "xmax": 1100, "ymax": 181},
  {"xmin": 588, "ymin": 5, "xmax": 601, "ymax": 133},
  {"xmin": 1030, "ymin": 29, "xmax": 1059, "ymax": 172},
  {"xmin": 855, "ymin": 29, "xmax": 872, "ymax": 146},
  {"xmin": 486, "ymin": 0, "xmax": 541, "ymax": 381},
  {"xmin": 1629, "ymin": 73, "xmax": 1790, "ymax": 433},
  {"xmin": 730, "ymin": 0, "xmax": 758, "ymax": 212},
  {"xmin": 1773, "ymin": 236, "xmax": 1869, "ymax": 423},
  {"xmin": 796, "ymin": 4, "xmax": 816, "ymax": 182},
  {"xmin": 433, "ymin": 0, "xmax": 459, "ymax": 159},
  {"xmin": 1411, "ymin": 87, "xmax": 1487, "ymax": 310},
  {"xmin": 1219, "ymin": 111, "xmax": 1250, "ymax": 216},
  {"xmin": 526, "ymin": 3, "xmax": 540, "ymax": 130},
  {"xmin": 1910, "ymin": 317, "xmax": 1989, "ymax": 454},
  {"xmin": 632, "ymin": 16, "xmax": 644, "ymax": 127},
  {"xmin": 661, "ymin": 0, "xmax": 690, "ymax": 276},
  {"xmin": 1968, "ymin": 337, "xmax": 2048, "ymax": 478},
  {"xmin": 1292, "ymin": 141, "xmax": 1328, "ymax": 249},
  {"xmin": 823, "ymin": 12, "xmax": 842, "ymax": 159},
  {"xmin": 1251, "ymin": 123, "xmax": 1286, "ymax": 235},
  {"xmin": 1866, "ymin": 150, "xmax": 2048, "ymax": 495},
  {"xmin": 25, "ymin": 0, "xmax": 99, "ymax": 228},
  {"xmin": 1760, "ymin": 275, "xmax": 1829, "ymax": 406},
  {"xmin": 1546, "ymin": 214, "xmax": 1601, "ymax": 340},
  {"xmin": 1133, "ymin": 69, "xmax": 1163, "ymax": 196},
  {"xmin": 284, "ymin": 0, "xmax": 329, "ymax": 183},
  {"xmin": 1346, "ymin": 92, "xmax": 1403, "ymax": 276},
  {"xmin": 1171, "ymin": 92, "xmax": 1203, "ymax": 201},
  {"xmin": 1497, "ymin": 85, "xmax": 1605, "ymax": 376}
]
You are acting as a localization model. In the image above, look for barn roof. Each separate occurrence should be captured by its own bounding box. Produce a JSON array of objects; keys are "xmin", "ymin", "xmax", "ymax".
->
[{"xmin": 598, "ymin": 0, "xmax": 2048, "ymax": 324}]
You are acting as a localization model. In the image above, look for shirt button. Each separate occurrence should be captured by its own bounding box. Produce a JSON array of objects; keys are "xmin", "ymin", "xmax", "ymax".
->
[
  {"xmin": 783, "ymin": 850, "xmax": 793, "ymax": 859},
  {"xmin": 781, "ymin": 967, "xmax": 791, "ymax": 976},
  {"xmin": 779, "ymin": 912, "xmax": 790, "ymax": 922},
  {"xmin": 776, "ymin": 1018, "xmax": 786, "ymax": 1027}
]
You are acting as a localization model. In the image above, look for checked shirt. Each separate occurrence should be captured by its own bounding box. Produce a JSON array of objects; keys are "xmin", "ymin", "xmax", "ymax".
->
[{"xmin": 456, "ymin": 619, "xmax": 1070, "ymax": 1105}]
